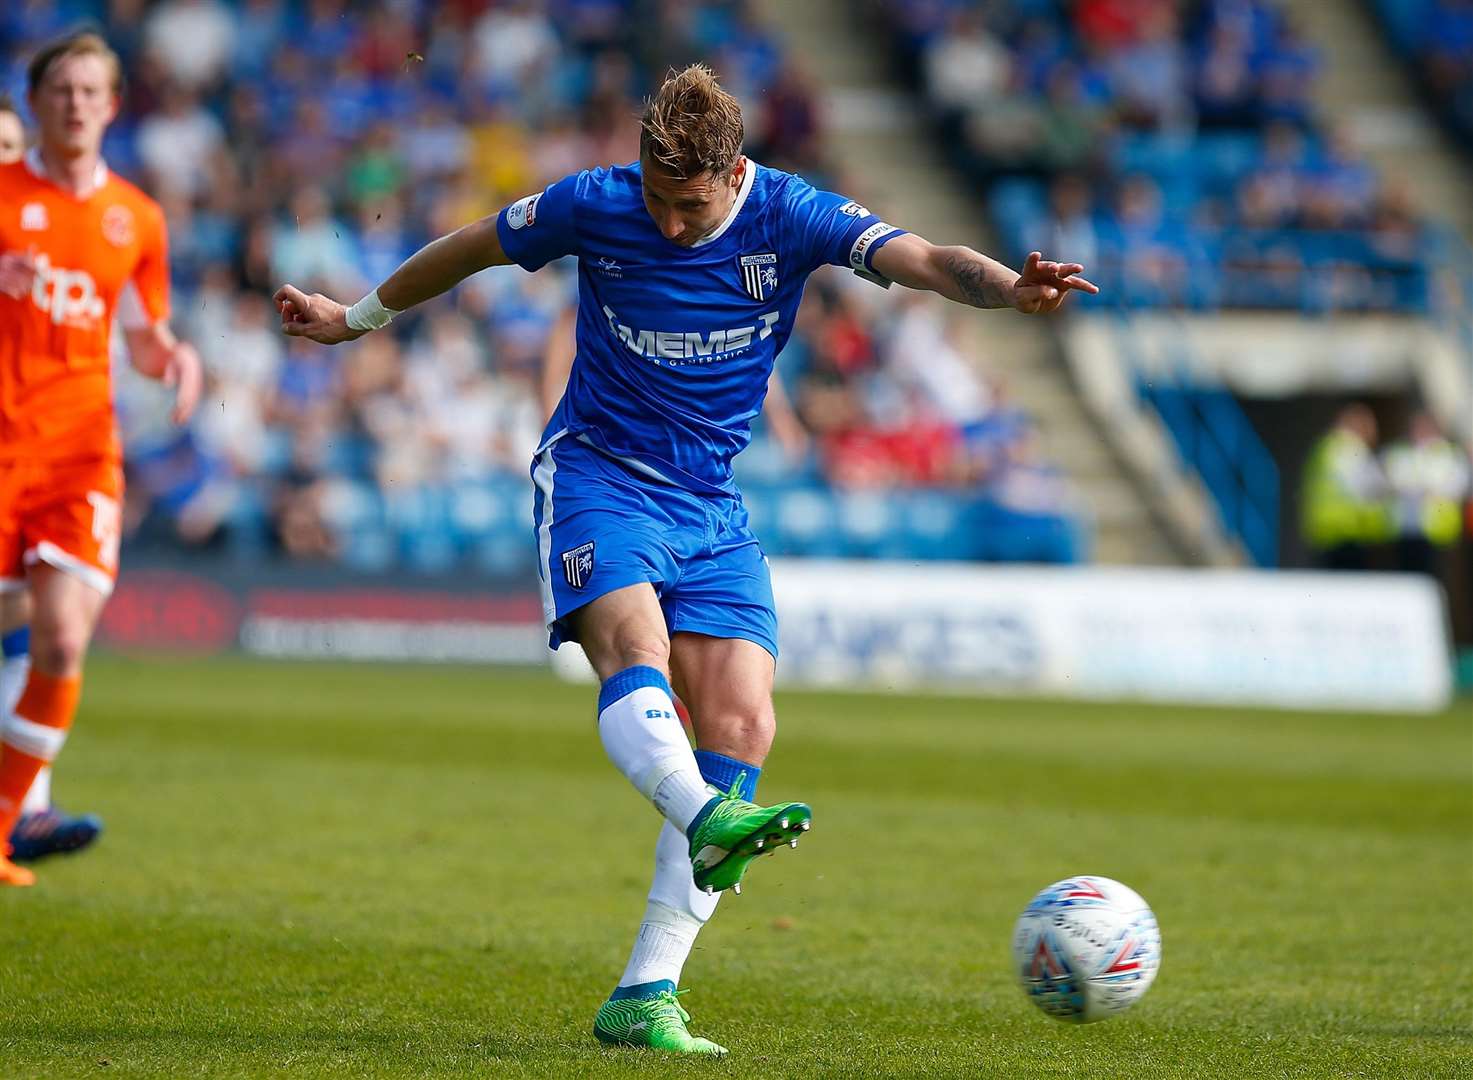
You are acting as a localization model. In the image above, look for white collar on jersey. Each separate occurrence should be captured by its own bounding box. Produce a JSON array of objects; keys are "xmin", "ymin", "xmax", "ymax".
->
[
  {"xmin": 689, "ymin": 155, "xmax": 756, "ymax": 249},
  {"xmin": 24, "ymin": 146, "xmax": 109, "ymax": 198}
]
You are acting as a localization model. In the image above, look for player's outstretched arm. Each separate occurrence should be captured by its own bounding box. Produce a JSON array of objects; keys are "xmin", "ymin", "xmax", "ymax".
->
[
  {"xmin": 870, "ymin": 234, "xmax": 1098, "ymax": 315},
  {"xmin": 275, "ymin": 215, "xmax": 513, "ymax": 344},
  {"xmin": 124, "ymin": 323, "xmax": 202, "ymax": 424}
]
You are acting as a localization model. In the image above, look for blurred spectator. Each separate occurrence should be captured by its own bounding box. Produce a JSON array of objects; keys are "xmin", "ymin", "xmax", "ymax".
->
[
  {"xmin": 1107, "ymin": 6, "xmax": 1190, "ymax": 132},
  {"xmin": 1043, "ymin": 175, "xmax": 1100, "ymax": 270},
  {"xmin": 751, "ymin": 61, "xmax": 824, "ymax": 174},
  {"xmin": 923, "ymin": 11, "xmax": 1010, "ymax": 114},
  {"xmin": 135, "ymin": 83, "xmax": 225, "ymax": 198},
  {"xmin": 1112, "ymin": 175, "xmax": 1189, "ymax": 305},
  {"xmin": 471, "ymin": 0, "xmax": 560, "ymax": 100},
  {"xmin": 143, "ymin": 0, "xmax": 234, "ymax": 91},
  {"xmin": 885, "ymin": 292, "xmax": 993, "ymax": 427},
  {"xmin": 270, "ymin": 186, "xmax": 361, "ymax": 297},
  {"xmin": 1195, "ymin": 23, "xmax": 1259, "ymax": 129}
]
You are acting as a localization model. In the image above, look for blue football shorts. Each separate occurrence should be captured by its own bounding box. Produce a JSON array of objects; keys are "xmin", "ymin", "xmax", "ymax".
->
[{"xmin": 529, "ymin": 435, "xmax": 778, "ymax": 659}]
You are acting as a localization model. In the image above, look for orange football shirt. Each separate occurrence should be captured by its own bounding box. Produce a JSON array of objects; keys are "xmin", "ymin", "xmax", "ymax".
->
[{"xmin": 0, "ymin": 151, "xmax": 170, "ymax": 463}]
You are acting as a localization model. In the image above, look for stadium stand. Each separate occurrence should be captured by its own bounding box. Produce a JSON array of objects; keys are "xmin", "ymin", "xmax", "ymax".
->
[
  {"xmin": 1372, "ymin": 0, "xmax": 1473, "ymax": 147},
  {"xmin": 870, "ymin": 0, "xmax": 1472, "ymax": 575},
  {"xmin": 1, "ymin": 0, "xmax": 1088, "ymax": 574},
  {"xmin": 877, "ymin": 0, "xmax": 1443, "ymax": 314}
]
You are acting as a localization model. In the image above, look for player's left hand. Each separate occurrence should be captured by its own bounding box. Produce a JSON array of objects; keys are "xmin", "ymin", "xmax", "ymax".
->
[
  {"xmin": 164, "ymin": 342, "xmax": 203, "ymax": 424},
  {"xmin": 1011, "ymin": 251, "xmax": 1099, "ymax": 315}
]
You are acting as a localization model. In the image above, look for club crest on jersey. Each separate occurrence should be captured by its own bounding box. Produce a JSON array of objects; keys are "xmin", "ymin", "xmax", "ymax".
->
[
  {"xmin": 738, "ymin": 252, "xmax": 778, "ymax": 301},
  {"xmin": 561, "ymin": 541, "xmax": 595, "ymax": 590},
  {"xmin": 20, "ymin": 202, "xmax": 48, "ymax": 231},
  {"xmin": 102, "ymin": 205, "xmax": 135, "ymax": 248}
]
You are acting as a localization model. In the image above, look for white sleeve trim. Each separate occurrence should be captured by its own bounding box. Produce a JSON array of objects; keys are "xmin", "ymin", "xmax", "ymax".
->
[{"xmin": 116, "ymin": 280, "xmax": 153, "ymax": 330}]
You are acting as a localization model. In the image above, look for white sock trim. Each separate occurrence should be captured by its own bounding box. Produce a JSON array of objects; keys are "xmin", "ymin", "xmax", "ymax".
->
[
  {"xmin": 3, "ymin": 714, "xmax": 67, "ymax": 761},
  {"xmin": 598, "ymin": 681, "xmax": 712, "ymax": 832}
]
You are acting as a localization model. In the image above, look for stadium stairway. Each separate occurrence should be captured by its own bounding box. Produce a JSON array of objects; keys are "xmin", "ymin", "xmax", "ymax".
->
[
  {"xmin": 754, "ymin": 0, "xmax": 1183, "ymax": 565},
  {"xmin": 1285, "ymin": 0, "xmax": 1473, "ymax": 242}
]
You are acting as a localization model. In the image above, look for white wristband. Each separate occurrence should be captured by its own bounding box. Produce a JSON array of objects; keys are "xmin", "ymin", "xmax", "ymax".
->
[{"xmin": 345, "ymin": 288, "xmax": 400, "ymax": 332}]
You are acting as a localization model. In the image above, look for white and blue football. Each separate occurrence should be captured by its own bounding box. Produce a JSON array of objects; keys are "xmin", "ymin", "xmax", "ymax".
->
[{"xmin": 1011, "ymin": 875, "xmax": 1161, "ymax": 1023}]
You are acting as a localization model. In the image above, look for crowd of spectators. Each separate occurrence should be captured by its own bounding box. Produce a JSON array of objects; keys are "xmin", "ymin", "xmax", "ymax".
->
[
  {"xmin": 880, "ymin": 0, "xmax": 1446, "ymax": 312},
  {"xmin": 1, "ymin": 0, "xmax": 1085, "ymax": 574},
  {"xmin": 1374, "ymin": 0, "xmax": 1473, "ymax": 148}
]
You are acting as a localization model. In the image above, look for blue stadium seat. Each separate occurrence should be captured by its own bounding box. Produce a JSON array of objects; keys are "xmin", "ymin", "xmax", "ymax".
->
[
  {"xmin": 474, "ymin": 525, "xmax": 534, "ymax": 579},
  {"xmin": 774, "ymin": 487, "xmax": 847, "ymax": 557},
  {"xmin": 449, "ymin": 482, "xmax": 506, "ymax": 542},
  {"xmin": 341, "ymin": 524, "xmax": 395, "ymax": 574},
  {"xmin": 402, "ymin": 527, "xmax": 458, "ymax": 576},
  {"xmin": 835, "ymin": 491, "xmax": 894, "ymax": 559}
]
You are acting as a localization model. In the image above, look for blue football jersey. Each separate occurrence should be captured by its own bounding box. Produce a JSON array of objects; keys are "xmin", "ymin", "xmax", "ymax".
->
[{"xmin": 496, "ymin": 159, "xmax": 907, "ymax": 494}]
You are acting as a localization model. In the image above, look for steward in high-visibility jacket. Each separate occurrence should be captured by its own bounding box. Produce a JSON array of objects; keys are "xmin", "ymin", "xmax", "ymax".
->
[
  {"xmin": 1302, "ymin": 408, "xmax": 1392, "ymax": 555},
  {"xmin": 1383, "ymin": 418, "xmax": 1471, "ymax": 548}
]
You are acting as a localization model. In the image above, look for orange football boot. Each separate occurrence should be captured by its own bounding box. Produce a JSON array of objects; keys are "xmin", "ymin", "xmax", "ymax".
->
[{"xmin": 0, "ymin": 851, "xmax": 36, "ymax": 887}]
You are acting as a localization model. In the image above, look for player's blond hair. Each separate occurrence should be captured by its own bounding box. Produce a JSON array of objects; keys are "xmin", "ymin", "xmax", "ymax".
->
[
  {"xmin": 640, "ymin": 65, "xmax": 744, "ymax": 181},
  {"xmin": 27, "ymin": 31, "xmax": 123, "ymax": 97}
]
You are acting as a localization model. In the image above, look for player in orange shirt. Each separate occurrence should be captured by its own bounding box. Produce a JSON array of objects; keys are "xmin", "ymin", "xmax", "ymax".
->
[
  {"xmin": 0, "ymin": 33, "xmax": 202, "ymax": 886},
  {"xmin": 0, "ymin": 89, "xmax": 107, "ymax": 865}
]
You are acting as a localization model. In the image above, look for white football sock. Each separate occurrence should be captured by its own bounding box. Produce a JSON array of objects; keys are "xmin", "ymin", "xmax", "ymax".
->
[
  {"xmin": 21, "ymin": 765, "xmax": 50, "ymax": 815},
  {"xmin": 3, "ymin": 651, "xmax": 48, "ymax": 813},
  {"xmin": 597, "ymin": 668, "xmax": 714, "ymax": 833},
  {"xmin": 618, "ymin": 820, "xmax": 721, "ymax": 988}
]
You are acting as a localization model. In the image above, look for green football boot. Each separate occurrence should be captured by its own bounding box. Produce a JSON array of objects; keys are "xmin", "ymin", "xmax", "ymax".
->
[
  {"xmin": 687, "ymin": 775, "xmax": 811, "ymax": 895},
  {"xmin": 593, "ymin": 988, "xmax": 727, "ymax": 1056}
]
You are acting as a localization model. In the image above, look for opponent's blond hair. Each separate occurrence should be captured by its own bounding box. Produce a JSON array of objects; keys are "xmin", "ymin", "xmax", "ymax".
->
[
  {"xmin": 640, "ymin": 64, "xmax": 744, "ymax": 180},
  {"xmin": 28, "ymin": 31, "xmax": 123, "ymax": 97}
]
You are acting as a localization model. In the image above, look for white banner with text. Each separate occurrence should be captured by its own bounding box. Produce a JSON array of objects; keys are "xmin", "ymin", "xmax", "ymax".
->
[{"xmin": 762, "ymin": 561, "xmax": 1453, "ymax": 712}]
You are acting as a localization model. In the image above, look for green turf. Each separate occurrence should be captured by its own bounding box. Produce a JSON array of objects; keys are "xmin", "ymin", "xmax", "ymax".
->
[{"xmin": 2, "ymin": 655, "xmax": 1469, "ymax": 1079}]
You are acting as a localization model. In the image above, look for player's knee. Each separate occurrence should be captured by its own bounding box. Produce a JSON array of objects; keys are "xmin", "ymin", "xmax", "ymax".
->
[
  {"xmin": 703, "ymin": 704, "xmax": 775, "ymax": 760},
  {"xmin": 30, "ymin": 624, "xmax": 88, "ymax": 677}
]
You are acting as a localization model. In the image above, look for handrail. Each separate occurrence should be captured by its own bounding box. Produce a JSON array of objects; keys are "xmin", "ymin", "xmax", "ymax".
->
[{"xmin": 1107, "ymin": 311, "xmax": 1281, "ymax": 567}]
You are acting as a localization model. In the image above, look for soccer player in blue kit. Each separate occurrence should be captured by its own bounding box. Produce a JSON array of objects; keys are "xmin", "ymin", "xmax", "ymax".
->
[{"xmin": 276, "ymin": 65, "xmax": 1097, "ymax": 1056}]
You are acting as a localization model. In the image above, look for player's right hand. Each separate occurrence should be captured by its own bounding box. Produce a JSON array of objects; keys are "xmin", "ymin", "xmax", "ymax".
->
[
  {"xmin": 274, "ymin": 283, "xmax": 364, "ymax": 344},
  {"xmin": 0, "ymin": 250, "xmax": 38, "ymax": 300}
]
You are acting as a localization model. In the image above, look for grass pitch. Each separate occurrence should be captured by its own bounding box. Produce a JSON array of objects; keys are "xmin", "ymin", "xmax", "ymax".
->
[{"xmin": 1, "ymin": 655, "xmax": 1469, "ymax": 1079}]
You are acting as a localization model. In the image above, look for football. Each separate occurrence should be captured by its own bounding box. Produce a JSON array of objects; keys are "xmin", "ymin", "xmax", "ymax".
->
[{"xmin": 1012, "ymin": 876, "xmax": 1162, "ymax": 1023}]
